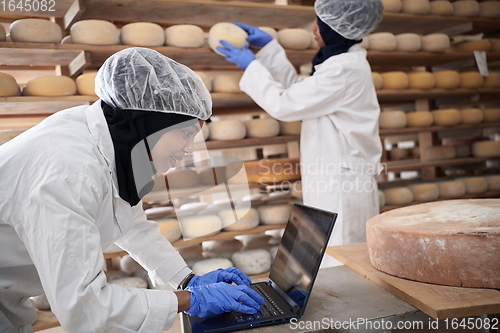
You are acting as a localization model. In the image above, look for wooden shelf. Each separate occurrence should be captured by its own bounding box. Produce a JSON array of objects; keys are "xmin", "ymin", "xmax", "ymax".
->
[
  {"xmin": 195, "ymin": 135, "xmax": 299, "ymax": 150},
  {"xmin": 379, "ymin": 122, "xmax": 500, "ymax": 137},
  {"xmin": 385, "ymin": 156, "xmax": 500, "ymax": 173},
  {"xmin": 33, "ymin": 310, "xmax": 59, "ymax": 332},
  {"xmin": 377, "ymin": 88, "xmax": 500, "ymax": 103}
]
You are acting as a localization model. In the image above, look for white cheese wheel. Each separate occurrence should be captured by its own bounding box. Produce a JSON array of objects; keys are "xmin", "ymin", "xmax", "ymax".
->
[
  {"xmin": 208, "ymin": 22, "xmax": 248, "ymax": 56},
  {"xmin": 0, "ymin": 72, "xmax": 21, "ymax": 97},
  {"xmin": 177, "ymin": 244, "xmax": 204, "ymax": 263},
  {"xmin": 479, "ymin": 1, "xmax": 500, "ymax": 17},
  {"xmin": 453, "ymin": 0, "xmax": 480, "ymax": 17},
  {"xmin": 165, "ymin": 24, "xmax": 205, "ymax": 48},
  {"xmin": 179, "ymin": 215, "xmax": 222, "ymax": 238},
  {"xmin": 459, "ymin": 72, "xmax": 484, "ymax": 89},
  {"xmin": 438, "ymin": 180, "xmax": 466, "ymax": 198},
  {"xmin": 103, "ymin": 243, "xmax": 124, "ymax": 254},
  {"xmin": 76, "ymin": 72, "xmax": 98, "ymax": 96},
  {"xmin": 406, "ymin": 111, "xmax": 433, "ymax": 127},
  {"xmin": 61, "ymin": 35, "xmax": 72, "ymax": 44},
  {"xmin": 277, "ymin": 28, "xmax": 311, "ymax": 50},
  {"xmin": 279, "ymin": 121, "xmax": 301, "ymax": 135},
  {"xmin": 70, "ymin": 20, "xmax": 120, "ymax": 45},
  {"xmin": 430, "ymin": 1, "xmax": 454, "ymax": 15},
  {"xmin": 457, "ymin": 40, "xmax": 491, "ymax": 53},
  {"xmin": 372, "ymin": 72, "xmax": 383, "ymax": 90},
  {"xmin": 382, "ymin": 0, "xmax": 403, "ymax": 12},
  {"xmin": 23, "ymin": 75, "xmax": 76, "ymax": 97},
  {"xmin": 197, "ymin": 166, "xmax": 227, "ymax": 185},
  {"xmin": 472, "ymin": 141, "xmax": 500, "ymax": 158},
  {"xmin": 459, "ymin": 108, "xmax": 483, "ymax": 124},
  {"xmin": 30, "ymin": 293, "xmax": 50, "ymax": 310},
  {"xmin": 485, "ymin": 175, "xmax": 500, "ymax": 191},
  {"xmin": 433, "ymin": 70, "xmax": 461, "ymax": 89},
  {"xmin": 408, "ymin": 183, "xmax": 439, "ymax": 202},
  {"xmin": 212, "ymin": 73, "xmax": 242, "ymax": 93},
  {"xmin": 381, "ymin": 72, "xmax": 409, "ymax": 90},
  {"xmin": 484, "ymin": 72, "xmax": 500, "ymax": 88},
  {"xmin": 431, "ymin": 109, "xmax": 461, "ymax": 126},
  {"xmin": 395, "ymin": 33, "xmax": 422, "ymax": 52},
  {"xmin": 192, "ymin": 258, "xmax": 233, "ymax": 275},
  {"xmin": 220, "ymin": 207, "xmax": 259, "ymax": 231},
  {"xmin": 203, "ymin": 239, "xmax": 243, "ymax": 258},
  {"xmin": 121, "ymin": 22, "xmax": 164, "ymax": 46},
  {"xmin": 0, "ymin": 23, "xmax": 5, "ymax": 42},
  {"xmin": 165, "ymin": 169, "xmax": 199, "ymax": 188},
  {"xmin": 231, "ymin": 249, "xmax": 272, "ymax": 275},
  {"xmin": 10, "ymin": 19, "xmax": 62, "ymax": 43},
  {"xmin": 461, "ymin": 177, "xmax": 488, "ymax": 194},
  {"xmin": 422, "ymin": 146, "xmax": 456, "ymax": 161},
  {"xmin": 408, "ymin": 72, "xmax": 435, "ymax": 90},
  {"xmin": 383, "ymin": 187, "xmax": 413, "ymax": 205},
  {"xmin": 258, "ymin": 204, "xmax": 292, "ymax": 225},
  {"xmin": 120, "ymin": 255, "xmax": 142, "ymax": 275},
  {"xmin": 379, "ymin": 111, "xmax": 407, "ymax": 129},
  {"xmin": 259, "ymin": 27, "xmax": 278, "ymax": 40},
  {"xmin": 208, "ymin": 120, "xmax": 246, "ymax": 141},
  {"xmin": 482, "ymin": 109, "xmax": 500, "ymax": 123},
  {"xmin": 368, "ymin": 32, "xmax": 397, "ymax": 52},
  {"xmin": 157, "ymin": 218, "xmax": 182, "ymax": 242},
  {"xmin": 378, "ymin": 190, "xmax": 386, "ymax": 207},
  {"xmin": 245, "ymin": 118, "xmax": 280, "ymax": 138},
  {"xmin": 454, "ymin": 145, "xmax": 471, "ymax": 158},
  {"xmin": 421, "ymin": 33, "xmax": 450, "ymax": 52},
  {"xmin": 402, "ymin": 0, "xmax": 430, "ymax": 14},
  {"xmin": 195, "ymin": 71, "xmax": 212, "ymax": 92},
  {"xmin": 111, "ymin": 277, "xmax": 148, "ymax": 289}
]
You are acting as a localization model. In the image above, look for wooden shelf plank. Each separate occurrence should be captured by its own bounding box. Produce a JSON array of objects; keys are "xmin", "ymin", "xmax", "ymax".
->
[
  {"xmin": 195, "ymin": 135, "xmax": 299, "ymax": 150},
  {"xmin": 0, "ymin": 46, "xmax": 83, "ymax": 66},
  {"xmin": 32, "ymin": 310, "xmax": 60, "ymax": 332},
  {"xmin": 379, "ymin": 122, "xmax": 500, "ymax": 137},
  {"xmin": 384, "ymin": 156, "xmax": 500, "ymax": 173}
]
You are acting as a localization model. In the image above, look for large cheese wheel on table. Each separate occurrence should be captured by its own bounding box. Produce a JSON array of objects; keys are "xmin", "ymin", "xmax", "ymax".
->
[
  {"xmin": 121, "ymin": 22, "xmax": 165, "ymax": 46},
  {"xmin": 165, "ymin": 25, "xmax": 205, "ymax": 48},
  {"xmin": 70, "ymin": 20, "xmax": 120, "ymax": 45},
  {"xmin": 366, "ymin": 199, "xmax": 500, "ymax": 288},
  {"xmin": 10, "ymin": 19, "xmax": 62, "ymax": 43}
]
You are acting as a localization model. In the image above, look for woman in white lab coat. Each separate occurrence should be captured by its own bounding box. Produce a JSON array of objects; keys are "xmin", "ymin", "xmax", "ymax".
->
[
  {"xmin": 0, "ymin": 48, "xmax": 263, "ymax": 333},
  {"xmin": 218, "ymin": 0, "xmax": 384, "ymax": 267}
]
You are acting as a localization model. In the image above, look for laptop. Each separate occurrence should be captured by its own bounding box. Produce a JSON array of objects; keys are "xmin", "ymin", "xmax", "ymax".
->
[{"xmin": 187, "ymin": 203, "xmax": 338, "ymax": 333}]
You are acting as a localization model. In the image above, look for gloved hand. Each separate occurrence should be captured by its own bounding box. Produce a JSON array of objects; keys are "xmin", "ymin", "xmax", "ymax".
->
[
  {"xmin": 187, "ymin": 267, "xmax": 252, "ymax": 288},
  {"xmin": 235, "ymin": 22, "xmax": 273, "ymax": 48},
  {"xmin": 185, "ymin": 282, "xmax": 264, "ymax": 318},
  {"xmin": 216, "ymin": 41, "xmax": 256, "ymax": 70}
]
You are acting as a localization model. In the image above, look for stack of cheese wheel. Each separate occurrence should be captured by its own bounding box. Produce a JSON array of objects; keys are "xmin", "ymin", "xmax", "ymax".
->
[
  {"xmin": 76, "ymin": 72, "xmax": 98, "ymax": 96},
  {"xmin": 0, "ymin": 73, "xmax": 21, "ymax": 97},
  {"xmin": 121, "ymin": 22, "xmax": 165, "ymax": 46},
  {"xmin": 165, "ymin": 24, "xmax": 205, "ymax": 48},
  {"xmin": 277, "ymin": 28, "xmax": 311, "ymax": 50},
  {"xmin": 459, "ymin": 71, "xmax": 484, "ymax": 89},
  {"xmin": 212, "ymin": 73, "xmax": 242, "ymax": 93},
  {"xmin": 459, "ymin": 108, "xmax": 483, "ymax": 124},
  {"xmin": 381, "ymin": 72, "xmax": 409, "ymax": 90},
  {"xmin": 368, "ymin": 32, "xmax": 397, "ymax": 52},
  {"xmin": 165, "ymin": 168, "xmax": 199, "ymax": 188},
  {"xmin": 395, "ymin": 33, "xmax": 422, "ymax": 52},
  {"xmin": 367, "ymin": 199, "xmax": 500, "ymax": 288},
  {"xmin": 438, "ymin": 180, "xmax": 466, "ymax": 198},
  {"xmin": 482, "ymin": 109, "xmax": 500, "ymax": 123},
  {"xmin": 257, "ymin": 204, "xmax": 292, "ymax": 225},
  {"xmin": 195, "ymin": 71, "xmax": 212, "ymax": 92},
  {"xmin": 381, "ymin": 0, "xmax": 402, "ymax": 12},
  {"xmin": 245, "ymin": 118, "xmax": 280, "ymax": 138},
  {"xmin": 431, "ymin": 109, "xmax": 461, "ymax": 126},
  {"xmin": 408, "ymin": 183, "xmax": 439, "ymax": 202},
  {"xmin": 457, "ymin": 39, "xmax": 491, "ymax": 53},
  {"xmin": 383, "ymin": 187, "xmax": 413, "ymax": 205},
  {"xmin": 231, "ymin": 249, "xmax": 272, "ymax": 275},
  {"xmin": 157, "ymin": 218, "xmax": 182, "ymax": 242},
  {"xmin": 219, "ymin": 207, "xmax": 259, "ymax": 231},
  {"xmin": 421, "ymin": 33, "xmax": 450, "ymax": 52},
  {"xmin": 208, "ymin": 120, "xmax": 246, "ymax": 141},
  {"xmin": 407, "ymin": 72, "xmax": 435, "ymax": 90},
  {"xmin": 70, "ymin": 20, "xmax": 120, "ymax": 45},
  {"xmin": 379, "ymin": 111, "xmax": 407, "ymax": 129},
  {"xmin": 433, "ymin": 70, "xmax": 461, "ymax": 90},
  {"xmin": 401, "ymin": 0, "xmax": 430, "ymax": 14},
  {"xmin": 203, "ymin": 238, "xmax": 243, "ymax": 259},
  {"xmin": 406, "ymin": 111, "xmax": 433, "ymax": 127},
  {"xmin": 422, "ymin": 145, "xmax": 456, "ymax": 161},
  {"xmin": 472, "ymin": 140, "xmax": 500, "ymax": 158},
  {"xmin": 372, "ymin": 72, "xmax": 383, "ymax": 90},
  {"xmin": 23, "ymin": 75, "xmax": 76, "ymax": 96},
  {"xmin": 208, "ymin": 22, "xmax": 248, "ymax": 55},
  {"xmin": 192, "ymin": 258, "xmax": 233, "ymax": 275},
  {"xmin": 453, "ymin": 0, "xmax": 480, "ymax": 17},
  {"xmin": 479, "ymin": 1, "xmax": 500, "ymax": 18},
  {"xmin": 179, "ymin": 215, "xmax": 222, "ymax": 238},
  {"xmin": 430, "ymin": 0, "xmax": 454, "ymax": 16},
  {"xmin": 9, "ymin": 19, "xmax": 62, "ymax": 43}
]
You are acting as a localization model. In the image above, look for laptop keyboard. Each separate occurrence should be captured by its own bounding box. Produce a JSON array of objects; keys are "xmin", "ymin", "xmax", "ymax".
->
[{"xmin": 232, "ymin": 284, "xmax": 285, "ymax": 322}]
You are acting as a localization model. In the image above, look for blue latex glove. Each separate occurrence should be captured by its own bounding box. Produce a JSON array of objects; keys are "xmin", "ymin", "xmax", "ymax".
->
[
  {"xmin": 185, "ymin": 282, "xmax": 264, "ymax": 317},
  {"xmin": 187, "ymin": 267, "xmax": 252, "ymax": 288},
  {"xmin": 235, "ymin": 22, "xmax": 273, "ymax": 48},
  {"xmin": 216, "ymin": 40, "xmax": 256, "ymax": 70}
]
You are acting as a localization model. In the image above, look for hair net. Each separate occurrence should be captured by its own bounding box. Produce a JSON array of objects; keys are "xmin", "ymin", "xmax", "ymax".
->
[
  {"xmin": 95, "ymin": 47, "xmax": 212, "ymax": 120},
  {"xmin": 314, "ymin": 0, "xmax": 384, "ymax": 40}
]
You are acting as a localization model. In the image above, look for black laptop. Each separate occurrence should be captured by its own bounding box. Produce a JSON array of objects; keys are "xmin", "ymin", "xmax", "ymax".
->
[{"xmin": 187, "ymin": 203, "xmax": 338, "ymax": 333}]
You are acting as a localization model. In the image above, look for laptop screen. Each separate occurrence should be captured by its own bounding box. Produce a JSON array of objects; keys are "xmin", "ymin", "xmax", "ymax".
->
[{"xmin": 268, "ymin": 204, "xmax": 337, "ymax": 313}]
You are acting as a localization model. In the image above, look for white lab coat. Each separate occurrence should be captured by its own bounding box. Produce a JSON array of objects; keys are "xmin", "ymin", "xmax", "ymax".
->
[
  {"xmin": 0, "ymin": 101, "xmax": 192, "ymax": 332},
  {"xmin": 240, "ymin": 40, "xmax": 382, "ymax": 267}
]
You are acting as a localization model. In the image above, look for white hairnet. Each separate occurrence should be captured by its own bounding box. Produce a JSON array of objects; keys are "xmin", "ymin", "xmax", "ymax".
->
[
  {"xmin": 95, "ymin": 47, "xmax": 212, "ymax": 120},
  {"xmin": 315, "ymin": 0, "xmax": 384, "ymax": 40}
]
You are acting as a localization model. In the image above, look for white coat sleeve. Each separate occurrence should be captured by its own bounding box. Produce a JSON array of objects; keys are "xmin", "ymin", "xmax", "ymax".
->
[
  {"xmin": 22, "ymin": 175, "xmax": 176, "ymax": 332},
  {"xmin": 254, "ymin": 39, "xmax": 297, "ymax": 89}
]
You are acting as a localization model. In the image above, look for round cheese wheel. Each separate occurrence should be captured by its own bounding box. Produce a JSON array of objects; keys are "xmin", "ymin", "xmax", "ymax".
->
[
  {"xmin": 459, "ymin": 108, "xmax": 483, "ymax": 124},
  {"xmin": 379, "ymin": 111, "xmax": 407, "ymax": 129},
  {"xmin": 433, "ymin": 70, "xmax": 461, "ymax": 89},
  {"xmin": 0, "ymin": 23, "xmax": 5, "ymax": 42},
  {"xmin": 438, "ymin": 180, "xmax": 466, "ymax": 198},
  {"xmin": 121, "ymin": 22, "xmax": 164, "ymax": 46},
  {"xmin": 431, "ymin": 109, "xmax": 461, "ymax": 126},
  {"xmin": 385, "ymin": 134, "xmax": 418, "ymax": 145},
  {"xmin": 10, "ymin": 19, "xmax": 62, "ymax": 43},
  {"xmin": 491, "ymin": 39, "xmax": 500, "ymax": 52},
  {"xmin": 485, "ymin": 175, "xmax": 500, "ymax": 191},
  {"xmin": 472, "ymin": 141, "xmax": 500, "ymax": 157},
  {"xmin": 395, "ymin": 33, "xmax": 422, "ymax": 52},
  {"xmin": 383, "ymin": 187, "xmax": 413, "ymax": 205},
  {"xmin": 457, "ymin": 40, "xmax": 492, "ymax": 53},
  {"xmin": 279, "ymin": 121, "xmax": 301, "ymax": 135},
  {"xmin": 368, "ymin": 32, "xmax": 397, "ymax": 52},
  {"xmin": 111, "ymin": 277, "xmax": 148, "ymax": 289},
  {"xmin": 157, "ymin": 218, "xmax": 182, "ymax": 242},
  {"xmin": 70, "ymin": 20, "xmax": 120, "ymax": 45},
  {"xmin": 245, "ymin": 118, "xmax": 280, "ymax": 138},
  {"xmin": 231, "ymin": 249, "xmax": 272, "ymax": 275},
  {"xmin": 382, "ymin": 0, "xmax": 403, "ymax": 12},
  {"xmin": 179, "ymin": 215, "xmax": 222, "ymax": 238},
  {"xmin": 407, "ymin": 72, "xmax": 435, "ymax": 90},
  {"xmin": 459, "ymin": 71, "xmax": 484, "ymax": 89},
  {"xmin": 179, "ymin": 202, "xmax": 209, "ymax": 213},
  {"xmin": 389, "ymin": 147, "xmax": 410, "ymax": 160},
  {"xmin": 484, "ymin": 72, "xmax": 500, "ymax": 88},
  {"xmin": 76, "ymin": 72, "xmax": 98, "ymax": 96},
  {"xmin": 453, "ymin": 0, "xmax": 480, "ymax": 17},
  {"xmin": 203, "ymin": 239, "xmax": 243, "ymax": 258},
  {"xmin": 259, "ymin": 27, "xmax": 278, "ymax": 40},
  {"xmin": 220, "ymin": 208, "xmax": 259, "ymax": 231},
  {"xmin": 23, "ymin": 75, "xmax": 76, "ymax": 97},
  {"xmin": 208, "ymin": 120, "xmax": 246, "ymax": 141},
  {"xmin": 258, "ymin": 204, "xmax": 292, "ymax": 225},
  {"xmin": 482, "ymin": 109, "xmax": 500, "ymax": 123},
  {"xmin": 406, "ymin": 111, "xmax": 433, "ymax": 127},
  {"xmin": 165, "ymin": 24, "xmax": 205, "ymax": 48},
  {"xmin": 192, "ymin": 258, "xmax": 233, "ymax": 275},
  {"xmin": 430, "ymin": 1, "xmax": 454, "ymax": 16},
  {"xmin": 61, "ymin": 35, "xmax": 72, "ymax": 44},
  {"xmin": 367, "ymin": 199, "xmax": 500, "ymax": 288},
  {"xmin": 277, "ymin": 28, "xmax": 311, "ymax": 50},
  {"xmin": 422, "ymin": 146, "xmax": 456, "ymax": 161},
  {"xmin": 408, "ymin": 183, "xmax": 439, "ymax": 202},
  {"xmin": 120, "ymin": 255, "xmax": 142, "ymax": 275},
  {"xmin": 479, "ymin": 1, "xmax": 500, "ymax": 17},
  {"xmin": 0, "ymin": 72, "xmax": 21, "ymax": 97},
  {"xmin": 195, "ymin": 71, "xmax": 212, "ymax": 92},
  {"xmin": 103, "ymin": 243, "xmax": 123, "ymax": 253},
  {"xmin": 421, "ymin": 34, "xmax": 450, "ymax": 52},
  {"xmin": 461, "ymin": 177, "xmax": 488, "ymax": 194},
  {"xmin": 30, "ymin": 293, "xmax": 50, "ymax": 310},
  {"xmin": 165, "ymin": 169, "xmax": 199, "ymax": 188},
  {"xmin": 454, "ymin": 145, "xmax": 471, "ymax": 158},
  {"xmin": 212, "ymin": 73, "xmax": 242, "ymax": 93},
  {"xmin": 402, "ymin": 0, "xmax": 430, "ymax": 14},
  {"xmin": 381, "ymin": 72, "xmax": 409, "ymax": 90},
  {"xmin": 208, "ymin": 22, "xmax": 248, "ymax": 56},
  {"xmin": 378, "ymin": 190, "xmax": 386, "ymax": 207},
  {"xmin": 371, "ymin": 72, "xmax": 383, "ymax": 90}
]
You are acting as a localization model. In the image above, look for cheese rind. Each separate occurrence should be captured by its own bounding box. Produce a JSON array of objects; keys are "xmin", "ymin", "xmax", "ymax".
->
[
  {"xmin": 245, "ymin": 118, "xmax": 280, "ymax": 138},
  {"xmin": 208, "ymin": 120, "xmax": 246, "ymax": 141},
  {"xmin": 121, "ymin": 22, "xmax": 165, "ymax": 46},
  {"xmin": 23, "ymin": 75, "xmax": 76, "ymax": 97},
  {"xmin": 383, "ymin": 187, "xmax": 413, "ymax": 205},
  {"xmin": 368, "ymin": 33, "xmax": 397, "ymax": 52},
  {"xmin": 406, "ymin": 111, "xmax": 433, "ymax": 127},
  {"xmin": 165, "ymin": 24, "xmax": 205, "ymax": 48},
  {"xmin": 421, "ymin": 34, "xmax": 450, "ymax": 52},
  {"xmin": 10, "ymin": 19, "xmax": 62, "ymax": 43},
  {"xmin": 381, "ymin": 72, "xmax": 409, "ymax": 90},
  {"xmin": 277, "ymin": 29, "xmax": 311, "ymax": 50},
  {"xmin": 0, "ymin": 73, "xmax": 21, "ymax": 97},
  {"xmin": 395, "ymin": 33, "xmax": 422, "ymax": 52},
  {"xmin": 407, "ymin": 72, "xmax": 435, "ymax": 90},
  {"xmin": 76, "ymin": 72, "xmax": 98, "ymax": 96}
]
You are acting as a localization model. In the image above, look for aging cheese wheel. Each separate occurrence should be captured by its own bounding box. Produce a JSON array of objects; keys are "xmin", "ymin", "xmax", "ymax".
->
[
  {"xmin": 381, "ymin": 72, "xmax": 409, "ymax": 90},
  {"xmin": 402, "ymin": 0, "xmax": 430, "ymax": 14},
  {"xmin": 459, "ymin": 108, "xmax": 483, "ymax": 124},
  {"xmin": 472, "ymin": 141, "xmax": 500, "ymax": 158},
  {"xmin": 431, "ymin": 109, "xmax": 461, "ymax": 126},
  {"xmin": 395, "ymin": 33, "xmax": 422, "ymax": 52},
  {"xmin": 433, "ymin": 70, "xmax": 461, "ymax": 89},
  {"xmin": 367, "ymin": 33, "xmax": 397, "ymax": 52},
  {"xmin": 486, "ymin": 175, "xmax": 500, "ymax": 191},
  {"xmin": 196, "ymin": 123, "xmax": 210, "ymax": 143},
  {"xmin": 422, "ymin": 146, "xmax": 456, "ymax": 161},
  {"xmin": 408, "ymin": 183, "xmax": 439, "ymax": 202},
  {"xmin": 0, "ymin": 72, "xmax": 21, "ymax": 97},
  {"xmin": 366, "ymin": 199, "xmax": 500, "ymax": 288},
  {"xmin": 453, "ymin": 0, "xmax": 480, "ymax": 17},
  {"xmin": 157, "ymin": 218, "xmax": 182, "ymax": 242},
  {"xmin": 482, "ymin": 109, "xmax": 500, "ymax": 123},
  {"xmin": 279, "ymin": 121, "xmax": 301, "ymax": 135},
  {"xmin": 76, "ymin": 72, "xmax": 98, "ymax": 96},
  {"xmin": 165, "ymin": 24, "xmax": 205, "ymax": 48},
  {"xmin": 371, "ymin": 72, "xmax": 383, "ymax": 90},
  {"xmin": 258, "ymin": 204, "xmax": 292, "ymax": 225},
  {"xmin": 430, "ymin": 1, "xmax": 454, "ymax": 16},
  {"xmin": 438, "ymin": 180, "xmax": 466, "ymax": 198},
  {"xmin": 259, "ymin": 27, "xmax": 278, "ymax": 40},
  {"xmin": 479, "ymin": 1, "xmax": 500, "ymax": 17},
  {"xmin": 192, "ymin": 258, "xmax": 233, "ymax": 275},
  {"xmin": 462, "ymin": 177, "xmax": 488, "ymax": 194},
  {"xmin": 382, "ymin": 0, "xmax": 403, "ymax": 12},
  {"xmin": 208, "ymin": 22, "xmax": 248, "ymax": 56},
  {"xmin": 421, "ymin": 33, "xmax": 450, "ymax": 52},
  {"xmin": 378, "ymin": 190, "xmax": 386, "ymax": 207},
  {"xmin": 379, "ymin": 111, "xmax": 407, "ymax": 129},
  {"xmin": 195, "ymin": 71, "xmax": 212, "ymax": 92},
  {"xmin": 245, "ymin": 118, "xmax": 280, "ymax": 138},
  {"xmin": 484, "ymin": 72, "xmax": 500, "ymax": 88},
  {"xmin": 238, "ymin": 234, "xmax": 273, "ymax": 250},
  {"xmin": 383, "ymin": 187, "xmax": 413, "ymax": 205},
  {"xmin": 459, "ymin": 72, "xmax": 484, "ymax": 89},
  {"xmin": 111, "ymin": 277, "xmax": 148, "ymax": 289},
  {"xmin": 165, "ymin": 169, "xmax": 199, "ymax": 188},
  {"xmin": 407, "ymin": 72, "xmax": 435, "ymax": 90},
  {"xmin": 212, "ymin": 73, "xmax": 242, "ymax": 93},
  {"xmin": 208, "ymin": 120, "xmax": 246, "ymax": 141},
  {"xmin": 457, "ymin": 39, "xmax": 491, "ymax": 53},
  {"xmin": 121, "ymin": 22, "xmax": 165, "ymax": 46},
  {"xmin": 406, "ymin": 111, "xmax": 433, "ymax": 127},
  {"xmin": 23, "ymin": 75, "xmax": 76, "ymax": 97},
  {"xmin": 70, "ymin": 20, "xmax": 120, "ymax": 45},
  {"xmin": 10, "ymin": 19, "xmax": 62, "ymax": 43},
  {"xmin": 0, "ymin": 23, "xmax": 5, "ymax": 42},
  {"xmin": 231, "ymin": 249, "xmax": 272, "ymax": 275},
  {"xmin": 179, "ymin": 215, "xmax": 222, "ymax": 238},
  {"xmin": 277, "ymin": 28, "xmax": 311, "ymax": 50},
  {"xmin": 219, "ymin": 207, "xmax": 259, "ymax": 231}
]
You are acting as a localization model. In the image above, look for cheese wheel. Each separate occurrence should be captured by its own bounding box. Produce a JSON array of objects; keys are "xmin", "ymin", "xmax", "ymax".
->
[
  {"xmin": 258, "ymin": 204, "xmax": 292, "ymax": 225},
  {"xmin": 379, "ymin": 111, "xmax": 407, "ymax": 129},
  {"xmin": 23, "ymin": 75, "xmax": 76, "ymax": 97},
  {"xmin": 482, "ymin": 109, "xmax": 500, "ymax": 123},
  {"xmin": 453, "ymin": 0, "xmax": 480, "ymax": 17},
  {"xmin": 459, "ymin": 72, "xmax": 484, "ymax": 89},
  {"xmin": 195, "ymin": 71, "xmax": 212, "ymax": 92},
  {"xmin": 479, "ymin": 1, "xmax": 500, "ymax": 17},
  {"xmin": 433, "ymin": 70, "xmax": 461, "ymax": 89},
  {"xmin": 70, "ymin": 20, "xmax": 119, "ymax": 45},
  {"xmin": 402, "ymin": 0, "xmax": 430, "ymax": 14},
  {"xmin": 472, "ymin": 141, "xmax": 500, "ymax": 157},
  {"xmin": 484, "ymin": 72, "xmax": 500, "ymax": 88},
  {"xmin": 461, "ymin": 177, "xmax": 488, "ymax": 194},
  {"xmin": 277, "ymin": 28, "xmax": 311, "ymax": 50},
  {"xmin": 407, "ymin": 72, "xmax": 435, "ymax": 90},
  {"xmin": 381, "ymin": 72, "xmax": 409, "ymax": 90},
  {"xmin": 10, "ymin": 19, "xmax": 62, "ymax": 43},
  {"xmin": 457, "ymin": 40, "xmax": 492, "ymax": 53},
  {"xmin": 367, "ymin": 32, "xmax": 397, "ymax": 52},
  {"xmin": 395, "ymin": 33, "xmax": 422, "ymax": 52},
  {"xmin": 121, "ymin": 22, "xmax": 164, "ymax": 46},
  {"xmin": 76, "ymin": 72, "xmax": 98, "ymax": 96},
  {"xmin": 220, "ymin": 208, "xmax": 259, "ymax": 231},
  {"xmin": 212, "ymin": 73, "xmax": 242, "ymax": 93},
  {"xmin": 406, "ymin": 111, "xmax": 433, "ymax": 127},
  {"xmin": 454, "ymin": 145, "xmax": 471, "ymax": 158},
  {"xmin": 0, "ymin": 23, "xmax": 5, "ymax": 42},
  {"xmin": 385, "ymin": 134, "xmax": 418, "ymax": 145},
  {"xmin": 30, "ymin": 294, "xmax": 50, "ymax": 310},
  {"xmin": 431, "ymin": 109, "xmax": 461, "ymax": 126},
  {"xmin": 208, "ymin": 22, "xmax": 248, "ymax": 55},
  {"xmin": 382, "ymin": 0, "xmax": 403, "ymax": 12},
  {"xmin": 366, "ymin": 199, "xmax": 500, "ymax": 288},
  {"xmin": 61, "ymin": 35, "xmax": 72, "ymax": 44},
  {"xmin": 203, "ymin": 239, "xmax": 243, "ymax": 258},
  {"xmin": 378, "ymin": 190, "xmax": 386, "ymax": 207},
  {"xmin": 422, "ymin": 146, "xmax": 456, "ymax": 161},
  {"xmin": 430, "ymin": 1, "xmax": 454, "ymax": 15},
  {"xmin": 459, "ymin": 108, "xmax": 483, "ymax": 124},
  {"xmin": 279, "ymin": 121, "xmax": 301, "ymax": 135},
  {"xmin": 179, "ymin": 215, "xmax": 222, "ymax": 238},
  {"xmin": 245, "ymin": 118, "xmax": 280, "ymax": 138},
  {"xmin": 111, "ymin": 277, "xmax": 148, "ymax": 289},
  {"xmin": 165, "ymin": 169, "xmax": 199, "ymax": 188},
  {"xmin": 192, "ymin": 258, "xmax": 233, "ymax": 275},
  {"xmin": 120, "ymin": 255, "xmax": 142, "ymax": 275},
  {"xmin": 389, "ymin": 147, "xmax": 409, "ymax": 160},
  {"xmin": 491, "ymin": 39, "xmax": 500, "ymax": 52},
  {"xmin": 208, "ymin": 120, "xmax": 246, "ymax": 141},
  {"xmin": 231, "ymin": 249, "xmax": 272, "ymax": 275},
  {"xmin": 165, "ymin": 24, "xmax": 205, "ymax": 48},
  {"xmin": 438, "ymin": 180, "xmax": 466, "ymax": 198},
  {"xmin": 408, "ymin": 183, "xmax": 439, "ymax": 202},
  {"xmin": 0, "ymin": 72, "xmax": 21, "ymax": 97},
  {"xmin": 259, "ymin": 27, "xmax": 278, "ymax": 40},
  {"xmin": 197, "ymin": 123, "xmax": 210, "ymax": 142},
  {"xmin": 372, "ymin": 72, "xmax": 383, "ymax": 90},
  {"xmin": 157, "ymin": 218, "xmax": 182, "ymax": 242},
  {"xmin": 485, "ymin": 175, "xmax": 500, "ymax": 191},
  {"xmin": 383, "ymin": 187, "xmax": 413, "ymax": 205},
  {"xmin": 179, "ymin": 202, "xmax": 209, "ymax": 213},
  {"xmin": 421, "ymin": 34, "xmax": 450, "ymax": 52}
]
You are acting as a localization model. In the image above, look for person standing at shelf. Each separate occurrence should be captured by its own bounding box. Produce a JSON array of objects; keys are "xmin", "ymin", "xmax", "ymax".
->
[
  {"xmin": 217, "ymin": 0, "xmax": 384, "ymax": 267},
  {"xmin": 0, "ymin": 47, "xmax": 263, "ymax": 332}
]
